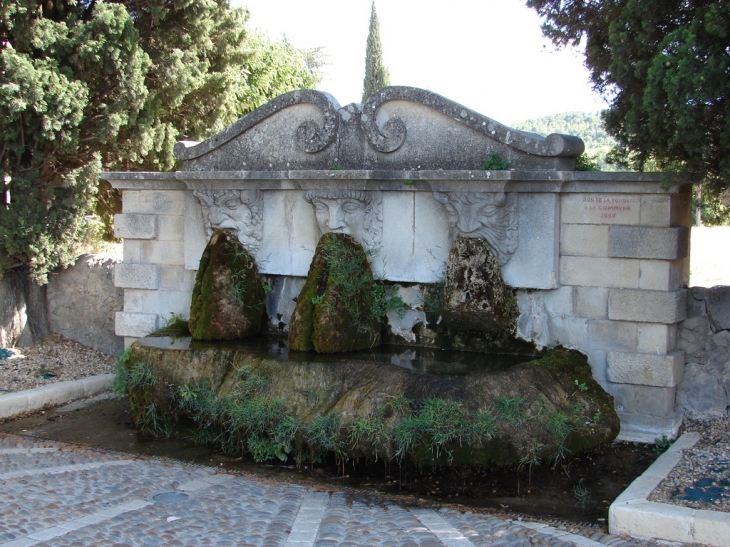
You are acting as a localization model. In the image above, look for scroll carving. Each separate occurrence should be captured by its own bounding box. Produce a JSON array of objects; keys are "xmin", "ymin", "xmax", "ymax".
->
[
  {"xmin": 304, "ymin": 190, "xmax": 383, "ymax": 253},
  {"xmin": 433, "ymin": 192, "xmax": 518, "ymax": 266},
  {"xmin": 193, "ymin": 189, "xmax": 264, "ymax": 254}
]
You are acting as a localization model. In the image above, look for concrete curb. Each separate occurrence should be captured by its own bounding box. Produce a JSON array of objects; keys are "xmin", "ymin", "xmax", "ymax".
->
[
  {"xmin": 610, "ymin": 431, "xmax": 730, "ymax": 546},
  {"xmin": 0, "ymin": 375, "xmax": 115, "ymax": 419}
]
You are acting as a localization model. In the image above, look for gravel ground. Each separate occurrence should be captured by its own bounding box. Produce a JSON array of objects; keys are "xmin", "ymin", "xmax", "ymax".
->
[
  {"xmin": 648, "ymin": 417, "xmax": 730, "ymax": 513},
  {"xmin": 0, "ymin": 334, "xmax": 117, "ymax": 394}
]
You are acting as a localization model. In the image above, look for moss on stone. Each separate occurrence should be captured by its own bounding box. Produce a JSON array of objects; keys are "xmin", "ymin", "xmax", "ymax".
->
[
  {"xmin": 288, "ymin": 233, "xmax": 381, "ymax": 353},
  {"xmin": 189, "ymin": 230, "xmax": 265, "ymax": 340}
]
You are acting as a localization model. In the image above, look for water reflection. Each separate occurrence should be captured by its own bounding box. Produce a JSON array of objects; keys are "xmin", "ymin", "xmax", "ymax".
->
[{"xmin": 139, "ymin": 336, "xmax": 533, "ymax": 376}]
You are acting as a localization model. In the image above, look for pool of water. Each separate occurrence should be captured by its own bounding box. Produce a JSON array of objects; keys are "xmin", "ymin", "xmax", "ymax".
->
[{"xmin": 138, "ymin": 336, "xmax": 535, "ymax": 376}]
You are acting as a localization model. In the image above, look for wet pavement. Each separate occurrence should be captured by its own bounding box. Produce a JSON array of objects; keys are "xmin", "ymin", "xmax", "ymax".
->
[{"xmin": 0, "ymin": 432, "xmax": 673, "ymax": 547}]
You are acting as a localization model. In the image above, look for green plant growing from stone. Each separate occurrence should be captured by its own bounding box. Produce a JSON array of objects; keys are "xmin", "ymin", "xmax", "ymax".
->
[
  {"xmin": 573, "ymin": 479, "xmax": 594, "ymax": 507},
  {"xmin": 494, "ymin": 395, "xmax": 528, "ymax": 426},
  {"xmin": 148, "ymin": 313, "xmax": 190, "ymax": 339},
  {"xmin": 479, "ymin": 151, "xmax": 511, "ymax": 170},
  {"xmin": 653, "ymin": 434, "xmax": 673, "ymax": 453},
  {"xmin": 403, "ymin": 178, "xmax": 414, "ymax": 187},
  {"xmin": 574, "ymin": 380, "xmax": 589, "ymax": 392}
]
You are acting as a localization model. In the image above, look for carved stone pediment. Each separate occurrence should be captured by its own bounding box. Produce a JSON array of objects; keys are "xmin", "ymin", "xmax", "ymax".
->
[
  {"xmin": 193, "ymin": 189, "xmax": 263, "ymax": 254},
  {"xmin": 174, "ymin": 87, "xmax": 584, "ymax": 171}
]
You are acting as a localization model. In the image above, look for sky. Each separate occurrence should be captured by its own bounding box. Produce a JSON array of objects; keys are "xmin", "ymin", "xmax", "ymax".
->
[{"xmin": 231, "ymin": 0, "xmax": 607, "ymax": 126}]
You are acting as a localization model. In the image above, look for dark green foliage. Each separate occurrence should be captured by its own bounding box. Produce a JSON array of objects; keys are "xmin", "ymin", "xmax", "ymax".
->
[
  {"xmin": 514, "ymin": 111, "xmax": 618, "ymax": 171},
  {"xmin": 362, "ymin": 2, "xmax": 390, "ymax": 102},
  {"xmin": 526, "ymin": 0, "xmax": 730, "ymax": 221},
  {"xmin": 479, "ymin": 152, "xmax": 511, "ymax": 170},
  {"xmin": 0, "ymin": 0, "xmax": 322, "ymax": 283},
  {"xmin": 574, "ymin": 153, "xmax": 601, "ymax": 172}
]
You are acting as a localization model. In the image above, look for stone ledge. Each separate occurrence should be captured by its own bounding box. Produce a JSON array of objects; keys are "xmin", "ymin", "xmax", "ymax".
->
[
  {"xmin": 114, "ymin": 214, "xmax": 157, "ymax": 239},
  {"xmin": 0, "ymin": 375, "xmax": 114, "ymax": 419},
  {"xmin": 608, "ymin": 288, "xmax": 687, "ymax": 323},
  {"xmin": 607, "ymin": 350, "xmax": 685, "ymax": 387},
  {"xmin": 609, "ymin": 225, "xmax": 689, "ymax": 259},
  {"xmin": 115, "ymin": 312, "xmax": 158, "ymax": 338},
  {"xmin": 610, "ymin": 432, "xmax": 730, "ymax": 547},
  {"xmin": 114, "ymin": 263, "xmax": 159, "ymax": 290}
]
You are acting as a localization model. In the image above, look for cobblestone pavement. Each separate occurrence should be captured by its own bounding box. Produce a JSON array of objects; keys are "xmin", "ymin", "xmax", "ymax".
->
[{"xmin": 0, "ymin": 434, "xmax": 674, "ymax": 547}]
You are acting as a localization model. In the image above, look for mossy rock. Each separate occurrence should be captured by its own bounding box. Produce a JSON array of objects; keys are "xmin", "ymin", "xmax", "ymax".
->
[
  {"xmin": 122, "ymin": 339, "xmax": 620, "ymax": 468},
  {"xmin": 288, "ymin": 233, "xmax": 381, "ymax": 352},
  {"xmin": 189, "ymin": 230, "xmax": 265, "ymax": 340},
  {"xmin": 440, "ymin": 237, "xmax": 518, "ymax": 337}
]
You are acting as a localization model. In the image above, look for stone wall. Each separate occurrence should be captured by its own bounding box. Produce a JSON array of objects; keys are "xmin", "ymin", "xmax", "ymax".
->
[
  {"xmin": 677, "ymin": 286, "xmax": 730, "ymax": 419},
  {"xmin": 103, "ymin": 86, "xmax": 698, "ymax": 442},
  {"xmin": 46, "ymin": 254, "xmax": 124, "ymax": 356},
  {"xmin": 0, "ymin": 255, "xmax": 124, "ymax": 356}
]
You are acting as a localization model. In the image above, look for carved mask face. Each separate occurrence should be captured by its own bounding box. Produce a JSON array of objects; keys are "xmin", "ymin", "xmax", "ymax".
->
[
  {"xmin": 305, "ymin": 190, "xmax": 383, "ymax": 252},
  {"xmin": 194, "ymin": 189, "xmax": 263, "ymax": 253},
  {"xmin": 434, "ymin": 192, "xmax": 518, "ymax": 266}
]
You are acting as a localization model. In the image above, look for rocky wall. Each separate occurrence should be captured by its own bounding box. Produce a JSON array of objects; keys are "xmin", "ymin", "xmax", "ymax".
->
[{"xmin": 677, "ymin": 286, "xmax": 730, "ymax": 419}]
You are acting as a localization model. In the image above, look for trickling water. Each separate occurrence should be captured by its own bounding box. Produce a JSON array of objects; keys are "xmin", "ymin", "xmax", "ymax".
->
[{"xmin": 138, "ymin": 336, "xmax": 534, "ymax": 376}]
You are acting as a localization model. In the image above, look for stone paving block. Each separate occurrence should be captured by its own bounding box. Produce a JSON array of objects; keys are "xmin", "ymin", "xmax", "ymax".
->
[
  {"xmin": 561, "ymin": 224, "xmax": 609, "ymax": 257},
  {"xmin": 114, "ymin": 214, "xmax": 157, "ymax": 240},
  {"xmin": 574, "ymin": 286, "xmax": 608, "ymax": 319},
  {"xmin": 115, "ymin": 311, "xmax": 158, "ymax": 338},
  {"xmin": 114, "ymin": 263, "xmax": 159, "ymax": 290},
  {"xmin": 608, "ymin": 288, "xmax": 687, "ymax": 323},
  {"xmin": 608, "ymin": 226, "xmax": 689, "ymax": 260},
  {"xmin": 607, "ymin": 350, "xmax": 685, "ymax": 387},
  {"xmin": 560, "ymin": 256, "xmax": 640, "ymax": 288}
]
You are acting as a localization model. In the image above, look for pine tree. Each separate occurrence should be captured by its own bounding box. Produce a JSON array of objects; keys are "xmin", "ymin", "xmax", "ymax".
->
[{"xmin": 362, "ymin": 2, "xmax": 390, "ymax": 103}]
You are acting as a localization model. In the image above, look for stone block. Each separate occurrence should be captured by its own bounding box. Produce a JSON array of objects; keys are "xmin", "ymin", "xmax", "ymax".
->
[
  {"xmin": 122, "ymin": 240, "xmax": 141, "ymax": 263},
  {"xmin": 587, "ymin": 320, "xmax": 637, "ymax": 351},
  {"xmin": 546, "ymin": 316, "xmax": 589, "ymax": 348},
  {"xmin": 140, "ymin": 241, "xmax": 185, "ymax": 266},
  {"xmin": 614, "ymin": 410, "xmax": 684, "ymax": 443},
  {"xmin": 561, "ymin": 193, "xmax": 641, "ymax": 225},
  {"xmin": 560, "ymin": 256, "xmax": 640, "ymax": 288},
  {"xmin": 114, "ymin": 263, "xmax": 159, "ymax": 290},
  {"xmin": 608, "ymin": 288, "xmax": 687, "ymax": 323},
  {"xmin": 123, "ymin": 289, "xmax": 192, "ymax": 318},
  {"xmin": 138, "ymin": 190, "xmax": 184, "ymax": 215},
  {"xmin": 560, "ymin": 224, "xmax": 608, "ymax": 257},
  {"xmin": 114, "ymin": 214, "xmax": 157, "ymax": 240},
  {"xmin": 122, "ymin": 190, "xmax": 141, "ymax": 213},
  {"xmin": 640, "ymin": 193, "xmax": 691, "ymax": 227},
  {"xmin": 637, "ymin": 323, "xmax": 677, "ymax": 354},
  {"xmin": 607, "ymin": 350, "xmax": 685, "ymax": 387},
  {"xmin": 541, "ymin": 286, "xmax": 573, "ymax": 316},
  {"xmin": 159, "ymin": 266, "xmax": 196, "ymax": 292},
  {"xmin": 157, "ymin": 215, "xmax": 184, "ymax": 241},
  {"xmin": 115, "ymin": 312, "xmax": 158, "ymax": 338},
  {"xmin": 574, "ymin": 286, "xmax": 608, "ymax": 318},
  {"xmin": 583, "ymin": 348, "xmax": 608, "ymax": 386},
  {"xmin": 639, "ymin": 259, "xmax": 685, "ymax": 291},
  {"xmin": 609, "ymin": 383, "xmax": 677, "ymax": 417},
  {"xmin": 608, "ymin": 226, "xmax": 689, "ymax": 259}
]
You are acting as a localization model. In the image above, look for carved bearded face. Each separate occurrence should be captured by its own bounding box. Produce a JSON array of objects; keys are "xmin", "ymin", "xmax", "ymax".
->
[
  {"xmin": 193, "ymin": 189, "xmax": 263, "ymax": 253},
  {"xmin": 304, "ymin": 190, "xmax": 383, "ymax": 251},
  {"xmin": 433, "ymin": 191, "xmax": 518, "ymax": 266}
]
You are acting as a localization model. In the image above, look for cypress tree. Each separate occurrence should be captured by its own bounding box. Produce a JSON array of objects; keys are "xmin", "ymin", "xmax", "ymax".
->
[{"xmin": 362, "ymin": 2, "xmax": 390, "ymax": 103}]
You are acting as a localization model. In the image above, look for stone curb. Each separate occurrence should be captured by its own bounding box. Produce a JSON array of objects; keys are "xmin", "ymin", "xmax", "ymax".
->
[
  {"xmin": 0, "ymin": 375, "xmax": 115, "ymax": 420},
  {"xmin": 609, "ymin": 431, "xmax": 730, "ymax": 546}
]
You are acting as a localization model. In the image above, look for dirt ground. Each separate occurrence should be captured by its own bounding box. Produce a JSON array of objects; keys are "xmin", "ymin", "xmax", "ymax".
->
[{"xmin": 689, "ymin": 226, "xmax": 730, "ymax": 287}]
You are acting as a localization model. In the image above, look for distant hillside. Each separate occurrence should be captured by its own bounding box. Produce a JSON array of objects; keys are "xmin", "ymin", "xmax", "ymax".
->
[{"xmin": 513, "ymin": 111, "xmax": 620, "ymax": 171}]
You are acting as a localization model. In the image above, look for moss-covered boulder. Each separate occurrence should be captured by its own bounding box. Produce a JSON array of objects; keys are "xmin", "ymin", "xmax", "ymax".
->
[
  {"xmin": 119, "ymin": 339, "xmax": 620, "ymax": 468},
  {"xmin": 288, "ymin": 233, "xmax": 381, "ymax": 352},
  {"xmin": 189, "ymin": 230, "xmax": 265, "ymax": 340},
  {"xmin": 440, "ymin": 237, "xmax": 519, "ymax": 337}
]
